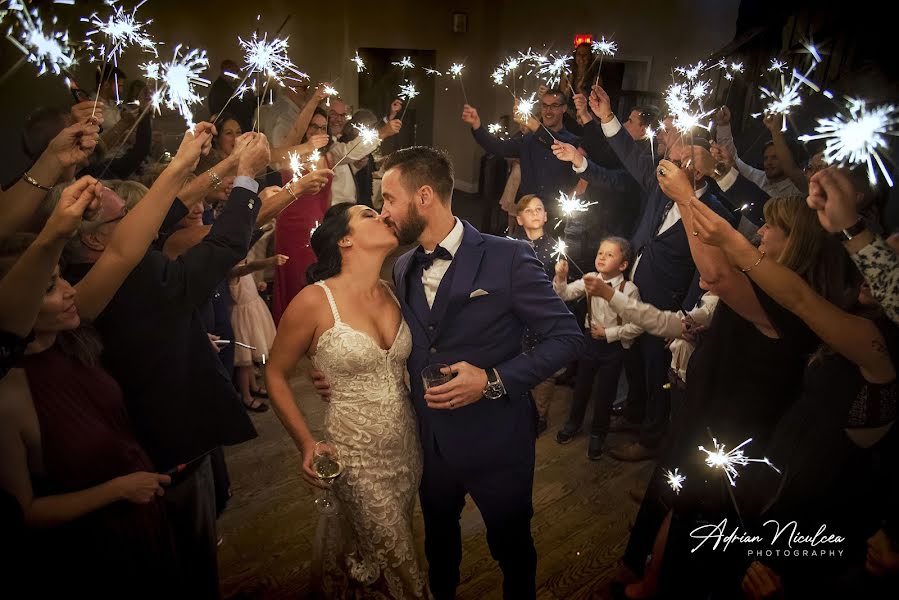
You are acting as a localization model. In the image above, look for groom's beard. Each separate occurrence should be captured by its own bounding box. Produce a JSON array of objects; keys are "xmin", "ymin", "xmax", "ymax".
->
[{"xmin": 390, "ymin": 204, "xmax": 427, "ymax": 246}]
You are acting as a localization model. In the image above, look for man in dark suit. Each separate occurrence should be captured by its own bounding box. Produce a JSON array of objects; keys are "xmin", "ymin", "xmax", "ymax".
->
[
  {"xmin": 63, "ymin": 133, "xmax": 273, "ymax": 598},
  {"xmin": 584, "ymin": 86, "xmax": 735, "ymax": 462},
  {"xmin": 380, "ymin": 146, "xmax": 584, "ymax": 599}
]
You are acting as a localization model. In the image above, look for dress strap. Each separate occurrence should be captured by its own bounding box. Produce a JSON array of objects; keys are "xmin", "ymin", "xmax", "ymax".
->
[
  {"xmin": 315, "ymin": 281, "xmax": 342, "ymax": 323},
  {"xmin": 380, "ymin": 280, "xmax": 402, "ymax": 309}
]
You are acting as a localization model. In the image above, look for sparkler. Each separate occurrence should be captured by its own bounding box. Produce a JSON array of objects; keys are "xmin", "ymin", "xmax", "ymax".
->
[
  {"xmin": 550, "ymin": 239, "xmax": 585, "ymax": 276},
  {"xmin": 423, "ymin": 67, "xmax": 443, "ymax": 76},
  {"xmin": 487, "ymin": 123, "xmax": 503, "ymax": 135},
  {"xmin": 798, "ymin": 97, "xmax": 899, "ymax": 187},
  {"xmin": 398, "ymin": 80, "xmax": 419, "ymax": 121},
  {"xmin": 590, "ymin": 35, "xmax": 617, "ymax": 86},
  {"xmin": 554, "ymin": 191, "xmax": 597, "ymax": 230},
  {"xmin": 322, "ymin": 83, "xmax": 339, "ymax": 107},
  {"xmin": 351, "ymin": 51, "xmax": 366, "ymax": 73},
  {"xmin": 698, "ymin": 436, "xmax": 781, "ymax": 488},
  {"xmin": 331, "ymin": 124, "xmax": 380, "ymax": 169},
  {"xmin": 391, "ymin": 56, "xmax": 414, "ymax": 70},
  {"xmin": 448, "ymin": 62, "xmax": 469, "ymax": 105},
  {"xmin": 537, "ymin": 52, "xmax": 569, "ymax": 88},
  {"xmin": 4, "ymin": 1, "xmax": 76, "ymax": 77},
  {"xmin": 754, "ymin": 51, "xmax": 821, "ymax": 131},
  {"xmin": 288, "ymin": 150, "xmax": 303, "ymax": 181},
  {"xmin": 82, "ymin": 0, "xmax": 157, "ymax": 111},
  {"xmin": 142, "ymin": 44, "xmax": 210, "ymax": 128},
  {"xmin": 515, "ymin": 92, "xmax": 558, "ymax": 142},
  {"xmin": 664, "ymin": 468, "xmax": 686, "ymax": 495}
]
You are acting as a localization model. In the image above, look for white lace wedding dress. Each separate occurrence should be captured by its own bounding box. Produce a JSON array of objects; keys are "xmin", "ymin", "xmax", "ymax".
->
[{"xmin": 310, "ymin": 281, "xmax": 428, "ymax": 599}]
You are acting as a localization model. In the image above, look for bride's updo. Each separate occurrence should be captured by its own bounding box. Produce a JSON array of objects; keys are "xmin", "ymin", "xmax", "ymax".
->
[{"xmin": 306, "ymin": 202, "xmax": 355, "ymax": 284}]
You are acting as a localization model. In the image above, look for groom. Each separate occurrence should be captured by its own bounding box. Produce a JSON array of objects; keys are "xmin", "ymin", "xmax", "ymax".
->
[{"xmin": 379, "ymin": 146, "xmax": 584, "ymax": 598}]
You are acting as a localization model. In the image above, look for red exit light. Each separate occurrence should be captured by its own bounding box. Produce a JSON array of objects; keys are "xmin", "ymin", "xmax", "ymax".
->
[{"xmin": 574, "ymin": 34, "xmax": 593, "ymax": 48}]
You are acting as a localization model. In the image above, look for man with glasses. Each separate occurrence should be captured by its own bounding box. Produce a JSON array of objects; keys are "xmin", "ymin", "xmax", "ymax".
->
[{"xmin": 462, "ymin": 89, "xmax": 579, "ymax": 221}]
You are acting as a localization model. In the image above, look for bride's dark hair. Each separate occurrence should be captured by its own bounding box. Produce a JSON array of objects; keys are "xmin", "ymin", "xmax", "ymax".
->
[{"xmin": 306, "ymin": 202, "xmax": 355, "ymax": 284}]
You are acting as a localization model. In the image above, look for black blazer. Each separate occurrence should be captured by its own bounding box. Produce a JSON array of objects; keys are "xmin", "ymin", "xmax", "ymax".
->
[{"xmin": 66, "ymin": 186, "xmax": 261, "ymax": 470}]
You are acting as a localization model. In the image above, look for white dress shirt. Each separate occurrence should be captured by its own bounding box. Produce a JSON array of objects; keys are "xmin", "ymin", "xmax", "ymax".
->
[
  {"xmin": 421, "ymin": 218, "xmax": 464, "ymax": 308},
  {"xmin": 329, "ymin": 135, "xmax": 381, "ymax": 205},
  {"xmin": 715, "ymin": 124, "xmax": 803, "ymax": 197},
  {"xmin": 553, "ymin": 273, "xmax": 644, "ymax": 348},
  {"xmin": 266, "ymin": 94, "xmax": 302, "ymax": 148}
]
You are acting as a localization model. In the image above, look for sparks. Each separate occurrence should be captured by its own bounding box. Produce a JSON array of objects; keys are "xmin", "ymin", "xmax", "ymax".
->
[
  {"xmin": 551, "ymin": 239, "xmax": 569, "ymax": 262},
  {"xmin": 354, "ymin": 124, "xmax": 380, "ymax": 146},
  {"xmin": 239, "ymin": 31, "xmax": 308, "ymax": 87},
  {"xmin": 768, "ymin": 58, "xmax": 787, "ymax": 73},
  {"xmin": 448, "ymin": 62, "xmax": 465, "ymax": 78},
  {"xmin": 491, "ymin": 67, "xmax": 505, "ymax": 86},
  {"xmin": 756, "ymin": 59, "xmax": 820, "ymax": 131},
  {"xmin": 537, "ymin": 53, "xmax": 569, "ymax": 88},
  {"xmin": 664, "ymin": 468, "xmax": 686, "ymax": 495},
  {"xmin": 5, "ymin": 2, "xmax": 76, "ymax": 76},
  {"xmin": 799, "ymin": 97, "xmax": 899, "ymax": 187},
  {"xmin": 82, "ymin": 0, "xmax": 157, "ymax": 63},
  {"xmin": 306, "ymin": 149, "xmax": 321, "ymax": 171},
  {"xmin": 392, "ymin": 56, "xmax": 414, "ymax": 70},
  {"xmin": 591, "ymin": 36, "xmax": 617, "ymax": 56},
  {"xmin": 730, "ymin": 61, "xmax": 744, "ymax": 73},
  {"xmin": 322, "ymin": 84, "xmax": 339, "ymax": 96},
  {"xmin": 309, "ymin": 220, "xmax": 320, "ymax": 240},
  {"xmin": 557, "ymin": 191, "xmax": 597, "ymax": 218},
  {"xmin": 698, "ymin": 436, "xmax": 781, "ymax": 488},
  {"xmin": 288, "ymin": 150, "xmax": 303, "ymax": 181},
  {"xmin": 423, "ymin": 67, "xmax": 443, "ymax": 76},
  {"xmin": 488, "ymin": 123, "xmax": 503, "ymax": 135},
  {"xmin": 142, "ymin": 44, "xmax": 210, "ymax": 128},
  {"xmin": 515, "ymin": 92, "xmax": 537, "ymax": 122},
  {"xmin": 351, "ymin": 51, "xmax": 366, "ymax": 73},
  {"xmin": 398, "ymin": 80, "xmax": 419, "ymax": 101}
]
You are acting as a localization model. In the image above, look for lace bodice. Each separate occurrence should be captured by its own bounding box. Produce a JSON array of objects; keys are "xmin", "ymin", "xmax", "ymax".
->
[{"xmin": 309, "ymin": 281, "xmax": 427, "ymax": 599}]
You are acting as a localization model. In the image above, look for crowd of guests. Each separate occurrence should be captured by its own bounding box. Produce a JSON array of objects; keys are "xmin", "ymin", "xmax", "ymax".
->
[
  {"xmin": 0, "ymin": 37, "xmax": 898, "ymax": 599},
  {"xmin": 0, "ymin": 60, "xmax": 405, "ymax": 598},
  {"xmin": 461, "ymin": 40, "xmax": 899, "ymax": 598}
]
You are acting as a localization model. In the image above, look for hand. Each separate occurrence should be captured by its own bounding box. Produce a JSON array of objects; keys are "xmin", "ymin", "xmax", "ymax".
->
[
  {"xmin": 656, "ymin": 159, "xmax": 695, "ymax": 204},
  {"xmin": 45, "ymin": 177, "xmax": 104, "ymax": 240},
  {"xmin": 46, "ymin": 121, "xmax": 102, "ymax": 168},
  {"xmin": 686, "ymin": 145, "xmax": 718, "ymax": 178},
  {"xmin": 379, "ymin": 119, "xmax": 402, "ymax": 139},
  {"xmin": 70, "ymin": 101, "xmax": 104, "ymax": 127},
  {"xmin": 309, "ymin": 369, "xmax": 331, "ymax": 400},
  {"xmin": 256, "ymin": 281, "xmax": 268, "ymax": 293},
  {"xmin": 237, "ymin": 133, "xmax": 272, "ymax": 177},
  {"xmin": 690, "ymin": 196, "xmax": 741, "ymax": 248},
  {"xmin": 461, "ymin": 104, "xmax": 481, "ymax": 130},
  {"xmin": 590, "ymin": 324, "xmax": 606, "ymax": 339},
  {"xmin": 573, "ymin": 93, "xmax": 591, "ymax": 122},
  {"xmin": 308, "ymin": 134, "xmax": 330, "ymax": 149},
  {"xmin": 312, "ymin": 85, "xmax": 327, "ymax": 104},
  {"xmin": 113, "ymin": 471, "xmax": 171, "ymax": 504},
  {"xmin": 537, "ymin": 84, "xmax": 549, "ymax": 98},
  {"xmin": 715, "ymin": 105, "xmax": 731, "ymax": 127},
  {"xmin": 551, "ymin": 142, "xmax": 585, "ymax": 168},
  {"xmin": 681, "ymin": 317, "xmax": 708, "ymax": 344},
  {"xmin": 583, "ymin": 274, "xmax": 614, "ymax": 300},
  {"xmin": 807, "ymin": 167, "xmax": 862, "ymax": 232},
  {"xmin": 230, "ymin": 131, "xmax": 255, "ymax": 160},
  {"xmin": 172, "ymin": 122, "xmax": 216, "ymax": 172},
  {"xmin": 589, "ymin": 85, "xmax": 613, "ymax": 121},
  {"xmin": 389, "ymin": 99, "xmax": 403, "ymax": 118},
  {"xmin": 762, "ymin": 113, "xmax": 782, "ymax": 134},
  {"xmin": 710, "ymin": 142, "xmax": 735, "ymax": 172},
  {"xmin": 424, "ymin": 362, "xmax": 489, "ymax": 410},
  {"xmin": 300, "ymin": 441, "xmax": 333, "ymax": 490},
  {"xmin": 292, "ymin": 169, "xmax": 334, "ymax": 196},
  {"xmin": 208, "ymin": 333, "xmax": 222, "ymax": 353},
  {"xmin": 266, "ymin": 254, "xmax": 289, "ymax": 267},
  {"xmin": 741, "ymin": 561, "xmax": 784, "ymax": 599},
  {"xmin": 555, "ymin": 258, "xmax": 569, "ymax": 280}
]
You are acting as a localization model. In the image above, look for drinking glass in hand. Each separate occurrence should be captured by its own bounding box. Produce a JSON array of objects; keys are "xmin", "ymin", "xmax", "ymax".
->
[
  {"xmin": 312, "ymin": 441, "xmax": 343, "ymax": 515},
  {"xmin": 421, "ymin": 363, "xmax": 453, "ymax": 391}
]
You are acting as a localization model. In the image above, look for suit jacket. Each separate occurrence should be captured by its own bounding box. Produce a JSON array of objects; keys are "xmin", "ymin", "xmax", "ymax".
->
[
  {"xmin": 65, "ymin": 186, "xmax": 261, "ymax": 470},
  {"xmin": 393, "ymin": 222, "xmax": 584, "ymax": 469},
  {"xmin": 710, "ymin": 172, "xmax": 770, "ymax": 227},
  {"xmin": 601, "ymin": 125, "xmax": 734, "ymax": 311}
]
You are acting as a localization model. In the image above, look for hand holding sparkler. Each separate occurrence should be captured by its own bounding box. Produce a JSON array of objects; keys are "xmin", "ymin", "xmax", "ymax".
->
[
  {"xmin": 762, "ymin": 113, "xmax": 782, "ymax": 134},
  {"xmin": 551, "ymin": 142, "xmax": 586, "ymax": 169},
  {"xmin": 71, "ymin": 101, "xmax": 105, "ymax": 127},
  {"xmin": 714, "ymin": 105, "xmax": 731, "ymax": 127},
  {"xmin": 554, "ymin": 257, "xmax": 569, "ymax": 281},
  {"xmin": 590, "ymin": 324, "xmax": 606, "ymax": 339},
  {"xmin": 46, "ymin": 120, "xmax": 103, "ymax": 170},
  {"xmin": 380, "ymin": 119, "xmax": 403, "ymax": 139},
  {"xmin": 291, "ymin": 169, "xmax": 333, "ymax": 196},
  {"xmin": 389, "ymin": 99, "xmax": 403, "ymax": 119},
  {"xmin": 806, "ymin": 167, "xmax": 864, "ymax": 233},
  {"xmin": 583, "ymin": 274, "xmax": 614, "ymax": 299},
  {"xmin": 710, "ymin": 142, "xmax": 735, "ymax": 173},
  {"xmin": 44, "ymin": 176, "xmax": 105, "ymax": 241},
  {"xmin": 589, "ymin": 85, "xmax": 614, "ymax": 122},
  {"xmin": 236, "ymin": 133, "xmax": 272, "ymax": 178},
  {"xmin": 461, "ymin": 104, "xmax": 482, "ymax": 130},
  {"xmin": 171, "ymin": 121, "xmax": 216, "ymax": 172},
  {"xmin": 656, "ymin": 159, "xmax": 695, "ymax": 204},
  {"xmin": 688, "ymin": 194, "xmax": 744, "ymax": 248},
  {"xmin": 572, "ymin": 93, "xmax": 591, "ymax": 123}
]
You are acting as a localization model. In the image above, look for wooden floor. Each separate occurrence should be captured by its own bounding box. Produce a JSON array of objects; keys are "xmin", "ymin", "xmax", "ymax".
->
[{"xmin": 217, "ymin": 365, "xmax": 653, "ymax": 599}]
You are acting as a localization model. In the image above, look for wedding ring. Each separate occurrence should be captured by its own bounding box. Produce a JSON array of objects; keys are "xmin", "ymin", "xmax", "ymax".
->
[
  {"xmin": 449, "ymin": 401, "xmax": 454, "ymax": 408},
  {"xmin": 692, "ymin": 231, "xmax": 699, "ymax": 236},
  {"xmin": 657, "ymin": 167, "xmax": 667, "ymax": 177}
]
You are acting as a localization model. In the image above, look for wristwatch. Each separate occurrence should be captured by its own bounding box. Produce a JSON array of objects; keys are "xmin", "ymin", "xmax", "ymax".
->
[
  {"xmin": 834, "ymin": 218, "xmax": 867, "ymax": 242},
  {"xmin": 483, "ymin": 368, "xmax": 506, "ymax": 400}
]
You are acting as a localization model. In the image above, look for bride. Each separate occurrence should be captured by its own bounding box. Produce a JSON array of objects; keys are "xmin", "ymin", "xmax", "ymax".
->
[{"xmin": 266, "ymin": 202, "xmax": 428, "ymax": 599}]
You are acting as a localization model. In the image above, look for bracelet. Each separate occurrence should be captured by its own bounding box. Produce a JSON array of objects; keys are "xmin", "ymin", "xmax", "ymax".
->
[
  {"xmin": 285, "ymin": 181, "xmax": 298, "ymax": 201},
  {"xmin": 740, "ymin": 250, "xmax": 766, "ymax": 273},
  {"xmin": 23, "ymin": 171, "xmax": 52, "ymax": 191},
  {"xmin": 206, "ymin": 169, "xmax": 222, "ymax": 190}
]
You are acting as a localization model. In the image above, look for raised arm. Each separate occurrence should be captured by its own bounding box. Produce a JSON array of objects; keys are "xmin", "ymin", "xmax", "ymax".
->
[
  {"xmin": 256, "ymin": 169, "xmax": 333, "ymax": 225},
  {"xmin": 74, "ymin": 123, "xmax": 215, "ymax": 321},
  {"xmin": 0, "ymin": 120, "xmax": 101, "ymax": 237},
  {"xmin": 462, "ymin": 104, "xmax": 522, "ymax": 158},
  {"xmin": 271, "ymin": 85, "xmax": 327, "ymax": 148},
  {"xmin": 692, "ymin": 197, "xmax": 895, "ymax": 383},
  {"xmin": 588, "ymin": 85, "xmax": 656, "ymax": 193},
  {"xmin": 656, "ymin": 158, "xmax": 775, "ymax": 335},
  {"xmin": 229, "ymin": 254, "xmax": 288, "ymax": 279},
  {"xmin": 763, "ymin": 114, "xmax": 808, "ymax": 193},
  {"xmin": 551, "ymin": 258, "xmax": 587, "ymax": 301},
  {"xmin": 552, "ymin": 141, "xmax": 638, "ymax": 194},
  {"xmin": 266, "ymin": 285, "xmax": 331, "ymax": 489}
]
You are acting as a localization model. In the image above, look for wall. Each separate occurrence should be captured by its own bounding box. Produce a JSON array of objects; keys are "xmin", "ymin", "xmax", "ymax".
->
[{"xmin": 0, "ymin": 0, "xmax": 740, "ymax": 188}]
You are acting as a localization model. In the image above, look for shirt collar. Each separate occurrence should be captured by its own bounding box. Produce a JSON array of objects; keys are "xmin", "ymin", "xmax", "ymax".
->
[
  {"xmin": 432, "ymin": 217, "xmax": 464, "ymax": 257},
  {"xmin": 598, "ymin": 273, "xmax": 625, "ymax": 288},
  {"xmin": 694, "ymin": 183, "xmax": 709, "ymax": 199}
]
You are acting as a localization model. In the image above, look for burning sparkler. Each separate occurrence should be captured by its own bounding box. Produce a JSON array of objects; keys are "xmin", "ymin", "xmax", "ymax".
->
[
  {"xmin": 798, "ymin": 97, "xmax": 899, "ymax": 187},
  {"xmin": 590, "ymin": 35, "xmax": 617, "ymax": 85},
  {"xmin": 331, "ymin": 124, "xmax": 380, "ymax": 168},
  {"xmin": 142, "ymin": 44, "xmax": 210, "ymax": 128},
  {"xmin": 698, "ymin": 435, "xmax": 781, "ymax": 488},
  {"xmin": 392, "ymin": 56, "xmax": 414, "ymax": 70},
  {"xmin": 4, "ymin": 1, "xmax": 76, "ymax": 77},
  {"xmin": 537, "ymin": 52, "xmax": 569, "ymax": 88},
  {"xmin": 664, "ymin": 468, "xmax": 686, "ymax": 495},
  {"xmin": 351, "ymin": 51, "xmax": 365, "ymax": 73},
  {"xmin": 398, "ymin": 80, "xmax": 419, "ymax": 120},
  {"xmin": 448, "ymin": 62, "xmax": 469, "ymax": 105}
]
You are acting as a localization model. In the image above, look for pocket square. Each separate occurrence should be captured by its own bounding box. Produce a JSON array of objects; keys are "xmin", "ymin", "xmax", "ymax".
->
[{"xmin": 469, "ymin": 289, "xmax": 489, "ymax": 299}]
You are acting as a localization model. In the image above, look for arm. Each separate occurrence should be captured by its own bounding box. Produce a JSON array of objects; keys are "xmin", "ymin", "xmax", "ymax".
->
[
  {"xmin": 266, "ymin": 285, "xmax": 331, "ymax": 488},
  {"xmin": 692, "ymin": 199, "xmax": 895, "ymax": 383},
  {"xmin": 229, "ymin": 254, "xmax": 287, "ymax": 279},
  {"xmin": 850, "ymin": 234, "xmax": 899, "ymax": 325},
  {"xmin": 272, "ymin": 86, "xmax": 327, "ymax": 148},
  {"xmin": 462, "ymin": 103, "xmax": 522, "ymax": 158},
  {"xmin": 765, "ymin": 115, "xmax": 808, "ymax": 194},
  {"xmin": 552, "ymin": 141, "xmax": 637, "ymax": 194},
  {"xmin": 589, "ymin": 86, "xmax": 656, "ymax": 192},
  {"xmin": 0, "ymin": 120, "xmax": 100, "ymax": 236},
  {"xmin": 552, "ymin": 276, "xmax": 587, "ymax": 302},
  {"xmin": 256, "ymin": 169, "xmax": 333, "ymax": 225},
  {"xmin": 75, "ymin": 124, "xmax": 214, "ymax": 321},
  {"xmin": 496, "ymin": 243, "xmax": 586, "ymax": 401}
]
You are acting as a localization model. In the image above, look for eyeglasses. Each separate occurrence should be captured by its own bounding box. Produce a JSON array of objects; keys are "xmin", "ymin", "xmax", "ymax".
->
[
  {"xmin": 308, "ymin": 124, "xmax": 328, "ymax": 132},
  {"xmin": 541, "ymin": 103, "xmax": 564, "ymax": 110},
  {"xmin": 329, "ymin": 113, "xmax": 347, "ymax": 119}
]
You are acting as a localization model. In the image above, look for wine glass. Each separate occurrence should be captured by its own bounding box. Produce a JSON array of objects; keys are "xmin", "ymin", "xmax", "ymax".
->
[
  {"xmin": 312, "ymin": 441, "xmax": 343, "ymax": 515},
  {"xmin": 421, "ymin": 363, "xmax": 453, "ymax": 391}
]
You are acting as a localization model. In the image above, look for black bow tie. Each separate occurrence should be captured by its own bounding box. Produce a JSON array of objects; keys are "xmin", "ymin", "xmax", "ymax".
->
[{"xmin": 413, "ymin": 245, "xmax": 452, "ymax": 270}]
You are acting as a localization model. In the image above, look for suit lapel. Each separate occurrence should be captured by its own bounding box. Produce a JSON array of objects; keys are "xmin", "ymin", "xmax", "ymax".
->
[
  {"xmin": 433, "ymin": 222, "xmax": 484, "ymax": 340},
  {"xmin": 395, "ymin": 251, "xmax": 429, "ymax": 337}
]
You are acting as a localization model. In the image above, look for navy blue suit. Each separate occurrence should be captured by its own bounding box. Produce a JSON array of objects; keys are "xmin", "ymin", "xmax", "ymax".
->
[{"xmin": 393, "ymin": 221, "xmax": 583, "ymax": 599}]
